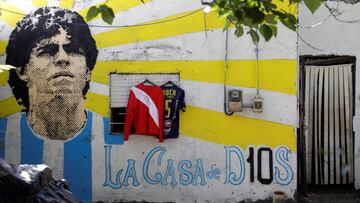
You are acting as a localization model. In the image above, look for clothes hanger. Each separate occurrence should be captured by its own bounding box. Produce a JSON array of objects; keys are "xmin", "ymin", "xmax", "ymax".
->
[
  {"xmin": 142, "ymin": 79, "xmax": 156, "ymax": 86},
  {"xmin": 163, "ymin": 80, "xmax": 175, "ymax": 87}
]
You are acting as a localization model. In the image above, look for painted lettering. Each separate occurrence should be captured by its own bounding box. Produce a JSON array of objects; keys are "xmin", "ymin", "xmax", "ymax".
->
[
  {"xmin": 192, "ymin": 159, "xmax": 206, "ymax": 186},
  {"xmin": 103, "ymin": 145, "xmax": 123, "ymax": 189},
  {"xmin": 206, "ymin": 164, "xmax": 221, "ymax": 180},
  {"xmin": 224, "ymin": 146, "xmax": 245, "ymax": 185},
  {"xmin": 162, "ymin": 159, "xmax": 178, "ymax": 186},
  {"xmin": 143, "ymin": 146, "xmax": 166, "ymax": 185},
  {"xmin": 104, "ymin": 145, "xmax": 294, "ymax": 189},
  {"xmin": 122, "ymin": 159, "xmax": 140, "ymax": 186},
  {"xmin": 257, "ymin": 147, "xmax": 273, "ymax": 184},
  {"xmin": 275, "ymin": 146, "xmax": 294, "ymax": 185},
  {"xmin": 246, "ymin": 147, "xmax": 255, "ymax": 182},
  {"xmin": 178, "ymin": 160, "xmax": 193, "ymax": 185}
]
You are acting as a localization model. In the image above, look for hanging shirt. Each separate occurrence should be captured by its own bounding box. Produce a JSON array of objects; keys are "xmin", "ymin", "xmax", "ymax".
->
[
  {"xmin": 161, "ymin": 84, "xmax": 186, "ymax": 138},
  {"xmin": 124, "ymin": 84, "xmax": 164, "ymax": 142}
]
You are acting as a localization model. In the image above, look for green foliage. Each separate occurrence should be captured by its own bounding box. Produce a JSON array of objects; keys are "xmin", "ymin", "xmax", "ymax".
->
[
  {"xmin": 270, "ymin": 25, "xmax": 277, "ymax": 37},
  {"xmin": 212, "ymin": 0, "xmax": 324, "ymax": 44},
  {"xmin": 259, "ymin": 24, "xmax": 272, "ymax": 41},
  {"xmin": 85, "ymin": 0, "xmax": 324, "ymax": 43},
  {"xmin": 304, "ymin": 0, "xmax": 322, "ymax": 14},
  {"xmin": 86, "ymin": 6, "xmax": 99, "ymax": 21},
  {"xmin": 99, "ymin": 5, "xmax": 115, "ymax": 24},
  {"xmin": 86, "ymin": 4, "xmax": 115, "ymax": 24},
  {"xmin": 249, "ymin": 29, "xmax": 260, "ymax": 44},
  {"xmin": 86, "ymin": 1, "xmax": 146, "ymax": 24}
]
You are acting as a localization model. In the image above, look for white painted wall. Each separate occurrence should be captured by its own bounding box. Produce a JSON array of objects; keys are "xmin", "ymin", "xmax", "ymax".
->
[
  {"xmin": 299, "ymin": 1, "xmax": 360, "ymax": 188},
  {"xmin": 0, "ymin": 0, "xmax": 298, "ymax": 202}
]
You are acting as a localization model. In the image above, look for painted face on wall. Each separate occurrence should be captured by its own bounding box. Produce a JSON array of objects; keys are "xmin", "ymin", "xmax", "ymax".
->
[{"xmin": 19, "ymin": 27, "xmax": 90, "ymax": 97}]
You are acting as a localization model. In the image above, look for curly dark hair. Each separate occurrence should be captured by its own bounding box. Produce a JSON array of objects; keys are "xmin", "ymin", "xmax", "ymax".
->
[{"xmin": 6, "ymin": 6, "xmax": 98, "ymax": 112}]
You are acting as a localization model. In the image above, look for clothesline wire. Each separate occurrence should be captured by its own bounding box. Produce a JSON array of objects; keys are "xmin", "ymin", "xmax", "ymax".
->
[{"xmin": 0, "ymin": 7, "xmax": 204, "ymax": 28}]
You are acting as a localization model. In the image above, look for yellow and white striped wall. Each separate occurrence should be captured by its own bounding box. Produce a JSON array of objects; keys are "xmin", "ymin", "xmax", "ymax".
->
[{"xmin": 0, "ymin": 0, "xmax": 297, "ymax": 202}]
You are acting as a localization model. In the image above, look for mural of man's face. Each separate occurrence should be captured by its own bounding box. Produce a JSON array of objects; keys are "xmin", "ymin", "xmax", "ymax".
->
[{"xmin": 19, "ymin": 27, "xmax": 90, "ymax": 98}]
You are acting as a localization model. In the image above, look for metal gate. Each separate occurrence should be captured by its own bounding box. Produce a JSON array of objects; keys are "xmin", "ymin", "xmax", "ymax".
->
[{"xmin": 304, "ymin": 64, "xmax": 354, "ymax": 185}]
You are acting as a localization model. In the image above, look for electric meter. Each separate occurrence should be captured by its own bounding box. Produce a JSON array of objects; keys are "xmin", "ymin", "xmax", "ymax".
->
[{"xmin": 228, "ymin": 89, "xmax": 242, "ymax": 112}]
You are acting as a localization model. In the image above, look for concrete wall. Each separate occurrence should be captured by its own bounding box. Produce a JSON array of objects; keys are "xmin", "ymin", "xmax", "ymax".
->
[
  {"xmin": 0, "ymin": 0, "xmax": 297, "ymax": 202},
  {"xmin": 299, "ymin": 1, "xmax": 360, "ymax": 189}
]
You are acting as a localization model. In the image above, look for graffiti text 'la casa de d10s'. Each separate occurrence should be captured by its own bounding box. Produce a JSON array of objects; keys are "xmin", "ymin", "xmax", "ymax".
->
[{"xmin": 103, "ymin": 146, "xmax": 294, "ymax": 188}]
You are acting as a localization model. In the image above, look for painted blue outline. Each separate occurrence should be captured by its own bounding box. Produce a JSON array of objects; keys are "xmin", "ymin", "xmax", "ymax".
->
[
  {"xmin": 274, "ymin": 146, "xmax": 294, "ymax": 186},
  {"xmin": 123, "ymin": 159, "xmax": 140, "ymax": 186},
  {"xmin": 161, "ymin": 159, "xmax": 178, "ymax": 186},
  {"xmin": 192, "ymin": 159, "xmax": 206, "ymax": 186},
  {"xmin": 103, "ymin": 145, "xmax": 123, "ymax": 189},
  {"xmin": 143, "ymin": 147, "xmax": 166, "ymax": 185},
  {"xmin": 224, "ymin": 146, "xmax": 245, "ymax": 185},
  {"xmin": 178, "ymin": 160, "xmax": 193, "ymax": 185}
]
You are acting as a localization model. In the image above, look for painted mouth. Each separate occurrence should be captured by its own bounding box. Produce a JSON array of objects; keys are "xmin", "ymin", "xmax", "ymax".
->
[
  {"xmin": 51, "ymin": 71, "xmax": 75, "ymax": 79},
  {"xmin": 53, "ymin": 78, "xmax": 72, "ymax": 86}
]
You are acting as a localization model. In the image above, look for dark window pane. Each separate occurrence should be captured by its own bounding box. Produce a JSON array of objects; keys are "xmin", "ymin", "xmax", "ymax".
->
[{"xmin": 110, "ymin": 107, "xmax": 126, "ymax": 134}]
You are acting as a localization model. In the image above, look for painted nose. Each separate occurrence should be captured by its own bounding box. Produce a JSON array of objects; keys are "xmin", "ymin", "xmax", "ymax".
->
[{"xmin": 55, "ymin": 46, "xmax": 70, "ymax": 67}]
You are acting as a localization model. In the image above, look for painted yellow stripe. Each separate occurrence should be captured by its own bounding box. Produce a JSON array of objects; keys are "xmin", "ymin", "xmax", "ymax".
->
[
  {"xmin": 0, "ymin": 71, "xmax": 9, "ymax": 86},
  {"xmin": 79, "ymin": 0, "xmax": 152, "ymax": 21},
  {"xmin": 0, "ymin": 1, "xmax": 24, "ymax": 28},
  {"xmin": 92, "ymin": 60, "xmax": 296, "ymax": 95},
  {"xmin": 0, "ymin": 96, "xmax": 23, "ymax": 117},
  {"xmin": 94, "ymin": 10, "xmax": 225, "ymax": 48},
  {"xmin": 32, "ymin": 0, "xmax": 48, "ymax": 7},
  {"xmin": 0, "ymin": 94, "xmax": 296, "ymax": 152},
  {"xmin": 0, "ymin": 40, "xmax": 7, "ymax": 56},
  {"xmin": 85, "ymin": 92, "xmax": 109, "ymax": 116},
  {"xmin": 227, "ymin": 60, "xmax": 297, "ymax": 95},
  {"xmin": 59, "ymin": 0, "xmax": 74, "ymax": 9},
  {"xmin": 180, "ymin": 106, "xmax": 296, "ymax": 152}
]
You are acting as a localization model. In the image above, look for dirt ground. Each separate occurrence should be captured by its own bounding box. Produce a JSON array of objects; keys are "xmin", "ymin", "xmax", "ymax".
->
[
  {"xmin": 238, "ymin": 186, "xmax": 360, "ymax": 203},
  {"xmin": 298, "ymin": 188, "xmax": 360, "ymax": 203},
  {"xmin": 101, "ymin": 187, "xmax": 360, "ymax": 203}
]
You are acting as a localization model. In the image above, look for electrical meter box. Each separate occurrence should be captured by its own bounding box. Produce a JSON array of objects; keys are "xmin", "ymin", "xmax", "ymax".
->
[
  {"xmin": 228, "ymin": 89, "xmax": 242, "ymax": 112},
  {"xmin": 252, "ymin": 94, "xmax": 263, "ymax": 113}
]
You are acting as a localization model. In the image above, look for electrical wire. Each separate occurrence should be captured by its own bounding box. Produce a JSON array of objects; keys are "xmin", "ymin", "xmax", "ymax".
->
[
  {"xmin": 223, "ymin": 28, "xmax": 233, "ymax": 116},
  {"xmin": 324, "ymin": 1, "xmax": 360, "ymax": 24},
  {"xmin": 88, "ymin": 8, "xmax": 204, "ymax": 28},
  {"xmin": 297, "ymin": 31, "xmax": 327, "ymax": 51},
  {"xmin": 203, "ymin": 12, "xmax": 208, "ymax": 38},
  {"xmin": 0, "ymin": 8, "xmax": 24, "ymax": 16},
  {"xmin": 0, "ymin": 7, "xmax": 204, "ymax": 28},
  {"xmin": 255, "ymin": 33, "xmax": 260, "ymax": 95},
  {"xmin": 301, "ymin": 0, "xmax": 342, "ymax": 29},
  {"xmin": 301, "ymin": 0, "xmax": 360, "ymax": 28},
  {"xmin": 253, "ymin": 29, "xmax": 262, "ymax": 113}
]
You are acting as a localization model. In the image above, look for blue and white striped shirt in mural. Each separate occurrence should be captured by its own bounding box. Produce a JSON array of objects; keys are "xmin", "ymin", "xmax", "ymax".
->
[{"xmin": 0, "ymin": 111, "xmax": 123, "ymax": 202}]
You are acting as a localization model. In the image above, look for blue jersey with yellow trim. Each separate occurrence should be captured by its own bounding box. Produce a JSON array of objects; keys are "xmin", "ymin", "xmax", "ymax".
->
[{"xmin": 161, "ymin": 84, "xmax": 186, "ymax": 138}]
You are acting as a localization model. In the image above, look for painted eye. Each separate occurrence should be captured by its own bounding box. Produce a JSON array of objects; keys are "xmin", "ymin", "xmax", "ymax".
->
[
  {"xmin": 37, "ymin": 44, "xmax": 59, "ymax": 57},
  {"xmin": 64, "ymin": 43, "xmax": 84, "ymax": 55}
]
